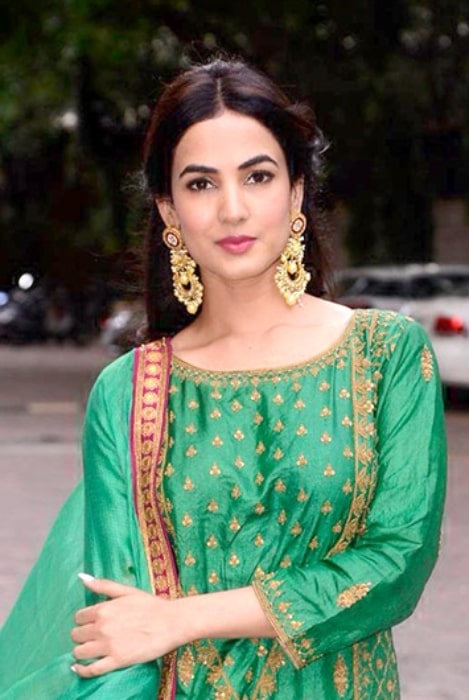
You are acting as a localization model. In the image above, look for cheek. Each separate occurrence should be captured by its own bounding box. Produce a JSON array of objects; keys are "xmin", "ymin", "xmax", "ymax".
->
[{"xmin": 259, "ymin": 189, "xmax": 292, "ymax": 229}]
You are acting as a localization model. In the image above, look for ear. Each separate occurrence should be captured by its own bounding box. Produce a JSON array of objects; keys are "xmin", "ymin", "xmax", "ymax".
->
[
  {"xmin": 290, "ymin": 177, "xmax": 304, "ymax": 213},
  {"xmin": 155, "ymin": 197, "xmax": 179, "ymax": 229}
]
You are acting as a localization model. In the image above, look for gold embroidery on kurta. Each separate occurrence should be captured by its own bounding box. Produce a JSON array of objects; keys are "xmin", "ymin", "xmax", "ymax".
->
[
  {"xmin": 231, "ymin": 485, "xmax": 242, "ymax": 499},
  {"xmin": 273, "ymin": 447, "xmax": 284, "ymax": 460},
  {"xmin": 337, "ymin": 582, "xmax": 372, "ymax": 608},
  {"xmin": 321, "ymin": 500, "xmax": 333, "ymax": 514},
  {"xmin": 209, "ymin": 462, "xmax": 221, "ymax": 476},
  {"xmin": 324, "ymin": 463, "xmax": 336, "ymax": 477},
  {"xmin": 207, "ymin": 499, "xmax": 219, "ymax": 512},
  {"xmin": 184, "ymin": 552, "xmax": 196, "ymax": 566},
  {"xmin": 206, "ymin": 534, "xmax": 218, "ymax": 548},
  {"xmin": 333, "ymin": 653, "xmax": 348, "ymax": 696},
  {"xmin": 296, "ymin": 453, "xmax": 308, "ymax": 466},
  {"xmin": 231, "ymin": 399, "xmax": 243, "ymax": 412},
  {"xmin": 273, "ymin": 419, "xmax": 285, "ymax": 432},
  {"xmin": 297, "ymin": 488, "xmax": 308, "ymax": 502},
  {"xmin": 277, "ymin": 510, "xmax": 287, "ymax": 525},
  {"xmin": 421, "ymin": 345, "xmax": 433, "ymax": 381},
  {"xmin": 177, "ymin": 646, "xmax": 195, "ymax": 685},
  {"xmin": 255, "ymin": 472, "xmax": 265, "ymax": 485},
  {"xmin": 256, "ymin": 441, "xmax": 266, "ymax": 454},
  {"xmin": 185, "ymin": 445, "xmax": 197, "ymax": 457},
  {"xmin": 342, "ymin": 479, "xmax": 353, "ymax": 494},
  {"xmin": 296, "ymin": 424, "xmax": 308, "ymax": 436},
  {"xmin": 229, "ymin": 553, "xmax": 240, "ymax": 566},
  {"xmin": 182, "ymin": 513, "xmax": 193, "ymax": 527},
  {"xmin": 234, "ymin": 428, "xmax": 245, "ymax": 440},
  {"xmin": 234, "ymin": 456, "xmax": 245, "ymax": 469},
  {"xmin": 208, "ymin": 571, "xmax": 219, "ymax": 584},
  {"xmin": 254, "ymin": 502, "xmax": 266, "ymax": 515},
  {"xmin": 193, "ymin": 640, "xmax": 238, "ymax": 699},
  {"xmin": 254, "ymin": 533, "xmax": 265, "ymax": 546},
  {"xmin": 290, "ymin": 522, "xmax": 303, "ymax": 536},
  {"xmin": 183, "ymin": 477, "xmax": 195, "ymax": 491},
  {"xmin": 229, "ymin": 516, "xmax": 241, "ymax": 531},
  {"xmin": 210, "ymin": 408, "xmax": 222, "ymax": 419},
  {"xmin": 274, "ymin": 479, "xmax": 287, "ymax": 492}
]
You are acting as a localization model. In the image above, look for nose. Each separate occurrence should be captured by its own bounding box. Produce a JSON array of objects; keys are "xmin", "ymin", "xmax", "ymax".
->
[{"xmin": 218, "ymin": 182, "xmax": 249, "ymax": 224}]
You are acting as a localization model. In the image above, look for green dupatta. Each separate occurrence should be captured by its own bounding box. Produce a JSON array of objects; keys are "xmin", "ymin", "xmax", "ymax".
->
[{"xmin": 0, "ymin": 340, "xmax": 177, "ymax": 699}]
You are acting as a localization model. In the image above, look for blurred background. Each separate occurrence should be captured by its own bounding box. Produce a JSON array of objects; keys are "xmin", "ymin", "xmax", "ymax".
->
[{"xmin": 0, "ymin": 2, "xmax": 468, "ymax": 699}]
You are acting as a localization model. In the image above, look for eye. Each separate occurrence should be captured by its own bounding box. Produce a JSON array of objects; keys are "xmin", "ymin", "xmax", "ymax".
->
[
  {"xmin": 246, "ymin": 169, "xmax": 274, "ymax": 185},
  {"xmin": 186, "ymin": 177, "xmax": 214, "ymax": 192}
]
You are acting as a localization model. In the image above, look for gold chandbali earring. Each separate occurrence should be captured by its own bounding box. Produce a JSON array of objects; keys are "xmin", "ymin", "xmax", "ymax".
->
[
  {"xmin": 274, "ymin": 212, "xmax": 311, "ymax": 306},
  {"xmin": 162, "ymin": 226, "xmax": 203, "ymax": 314}
]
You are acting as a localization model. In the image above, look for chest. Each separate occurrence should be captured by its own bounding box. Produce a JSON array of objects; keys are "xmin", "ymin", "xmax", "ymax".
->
[{"xmin": 161, "ymin": 355, "xmax": 377, "ymax": 558}]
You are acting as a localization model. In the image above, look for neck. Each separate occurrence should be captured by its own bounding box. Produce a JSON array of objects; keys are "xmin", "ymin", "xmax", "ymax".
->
[{"xmin": 193, "ymin": 274, "xmax": 304, "ymax": 339}]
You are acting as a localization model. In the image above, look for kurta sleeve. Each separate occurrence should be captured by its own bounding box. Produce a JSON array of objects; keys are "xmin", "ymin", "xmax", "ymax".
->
[
  {"xmin": 78, "ymin": 352, "xmax": 161, "ymax": 698},
  {"xmin": 82, "ymin": 352, "xmax": 150, "ymax": 590},
  {"xmin": 252, "ymin": 318, "xmax": 447, "ymax": 668}
]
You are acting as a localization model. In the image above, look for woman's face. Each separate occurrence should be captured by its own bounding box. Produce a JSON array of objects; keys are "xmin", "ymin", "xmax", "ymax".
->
[{"xmin": 157, "ymin": 109, "xmax": 303, "ymax": 288}]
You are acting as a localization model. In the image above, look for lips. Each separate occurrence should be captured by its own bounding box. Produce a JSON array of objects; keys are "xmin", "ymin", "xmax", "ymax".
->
[{"xmin": 217, "ymin": 236, "xmax": 256, "ymax": 254}]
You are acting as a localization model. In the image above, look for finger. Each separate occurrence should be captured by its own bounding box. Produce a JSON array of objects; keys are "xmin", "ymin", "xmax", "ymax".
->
[
  {"xmin": 71, "ymin": 622, "xmax": 96, "ymax": 644},
  {"xmin": 72, "ymin": 657, "xmax": 117, "ymax": 678},
  {"xmin": 73, "ymin": 641, "xmax": 102, "ymax": 662},
  {"xmin": 78, "ymin": 573, "xmax": 136, "ymax": 599},
  {"xmin": 74, "ymin": 605, "xmax": 98, "ymax": 625}
]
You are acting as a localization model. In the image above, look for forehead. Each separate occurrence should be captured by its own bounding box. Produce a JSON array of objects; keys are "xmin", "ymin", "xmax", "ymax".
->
[{"xmin": 173, "ymin": 110, "xmax": 286, "ymax": 170}]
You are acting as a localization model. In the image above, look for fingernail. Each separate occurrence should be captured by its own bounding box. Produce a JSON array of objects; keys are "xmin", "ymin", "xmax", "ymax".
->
[
  {"xmin": 70, "ymin": 664, "xmax": 77, "ymax": 674},
  {"xmin": 78, "ymin": 572, "xmax": 95, "ymax": 583}
]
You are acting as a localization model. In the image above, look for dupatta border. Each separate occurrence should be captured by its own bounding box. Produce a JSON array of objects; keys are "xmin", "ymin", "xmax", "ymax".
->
[{"xmin": 131, "ymin": 338, "xmax": 178, "ymax": 699}]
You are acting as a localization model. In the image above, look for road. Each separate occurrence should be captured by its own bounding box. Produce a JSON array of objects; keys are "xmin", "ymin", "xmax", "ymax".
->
[{"xmin": 0, "ymin": 343, "xmax": 467, "ymax": 699}]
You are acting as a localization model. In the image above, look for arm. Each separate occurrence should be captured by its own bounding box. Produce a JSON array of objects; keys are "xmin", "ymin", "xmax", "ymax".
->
[
  {"xmin": 73, "ymin": 320, "xmax": 447, "ymax": 676},
  {"xmin": 247, "ymin": 319, "xmax": 447, "ymax": 667},
  {"xmin": 82, "ymin": 353, "xmax": 151, "ymax": 592}
]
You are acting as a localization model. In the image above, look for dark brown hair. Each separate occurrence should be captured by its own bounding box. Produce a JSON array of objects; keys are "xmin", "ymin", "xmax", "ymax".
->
[{"xmin": 142, "ymin": 57, "xmax": 330, "ymax": 339}]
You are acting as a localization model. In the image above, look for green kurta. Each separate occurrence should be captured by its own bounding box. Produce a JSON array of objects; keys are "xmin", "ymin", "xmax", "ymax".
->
[
  {"xmin": 156, "ymin": 309, "xmax": 446, "ymax": 698},
  {"xmin": 0, "ymin": 309, "xmax": 446, "ymax": 700}
]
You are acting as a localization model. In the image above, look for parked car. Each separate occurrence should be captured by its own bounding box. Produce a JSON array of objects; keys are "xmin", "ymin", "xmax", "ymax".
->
[{"xmin": 336, "ymin": 264, "xmax": 469, "ymax": 389}]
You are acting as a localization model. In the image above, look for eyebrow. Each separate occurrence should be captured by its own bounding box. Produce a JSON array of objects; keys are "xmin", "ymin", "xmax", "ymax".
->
[{"xmin": 178, "ymin": 154, "xmax": 279, "ymax": 179}]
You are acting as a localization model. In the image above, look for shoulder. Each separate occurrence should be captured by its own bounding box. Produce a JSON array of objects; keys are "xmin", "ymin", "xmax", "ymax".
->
[
  {"xmin": 355, "ymin": 308, "xmax": 429, "ymax": 354},
  {"xmin": 353, "ymin": 310, "xmax": 437, "ymax": 388},
  {"xmin": 92, "ymin": 348, "xmax": 135, "ymax": 394}
]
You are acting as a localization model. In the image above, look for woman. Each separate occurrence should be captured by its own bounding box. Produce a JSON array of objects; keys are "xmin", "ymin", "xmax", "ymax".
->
[{"xmin": 0, "ymin": 58, "xmax": 446, "ymax": 699}]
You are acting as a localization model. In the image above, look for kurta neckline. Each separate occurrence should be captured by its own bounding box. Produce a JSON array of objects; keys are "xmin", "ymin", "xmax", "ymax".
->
[{"xmin": 170, "ymin": 309, "xmax": 359, "ymax": 381}]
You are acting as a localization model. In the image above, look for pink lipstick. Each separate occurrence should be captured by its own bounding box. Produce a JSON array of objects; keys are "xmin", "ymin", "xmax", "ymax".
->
[{"xmin": 217, "ymin": 236, "xmax": 256, "ymax": 254}]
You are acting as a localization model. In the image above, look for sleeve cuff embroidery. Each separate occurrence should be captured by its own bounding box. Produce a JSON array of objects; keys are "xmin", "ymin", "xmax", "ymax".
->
[
  {"xmin": 336, "ymin": 582, "xmax": 372, "ymax": 608},
  {"xmin": 252, "ymin": 575, "xmax": 319, "ymax": 669}
]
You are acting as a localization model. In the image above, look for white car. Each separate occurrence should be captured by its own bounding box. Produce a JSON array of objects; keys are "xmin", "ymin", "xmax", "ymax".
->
[{"xmin": 336, "ymin": 264, "xmax": 469, "ymax": 389}]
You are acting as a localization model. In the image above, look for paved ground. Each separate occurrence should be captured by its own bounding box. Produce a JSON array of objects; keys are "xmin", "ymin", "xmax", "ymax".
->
[{"xmin": 0, "ymin": 343, "xmax": 467, "ymax": 699}]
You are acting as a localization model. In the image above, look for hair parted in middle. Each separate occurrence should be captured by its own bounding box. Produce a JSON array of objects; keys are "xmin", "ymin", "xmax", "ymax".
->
[{"xmin": 142, "ymin": 56, "xmax": 331, "ymax": 340}]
